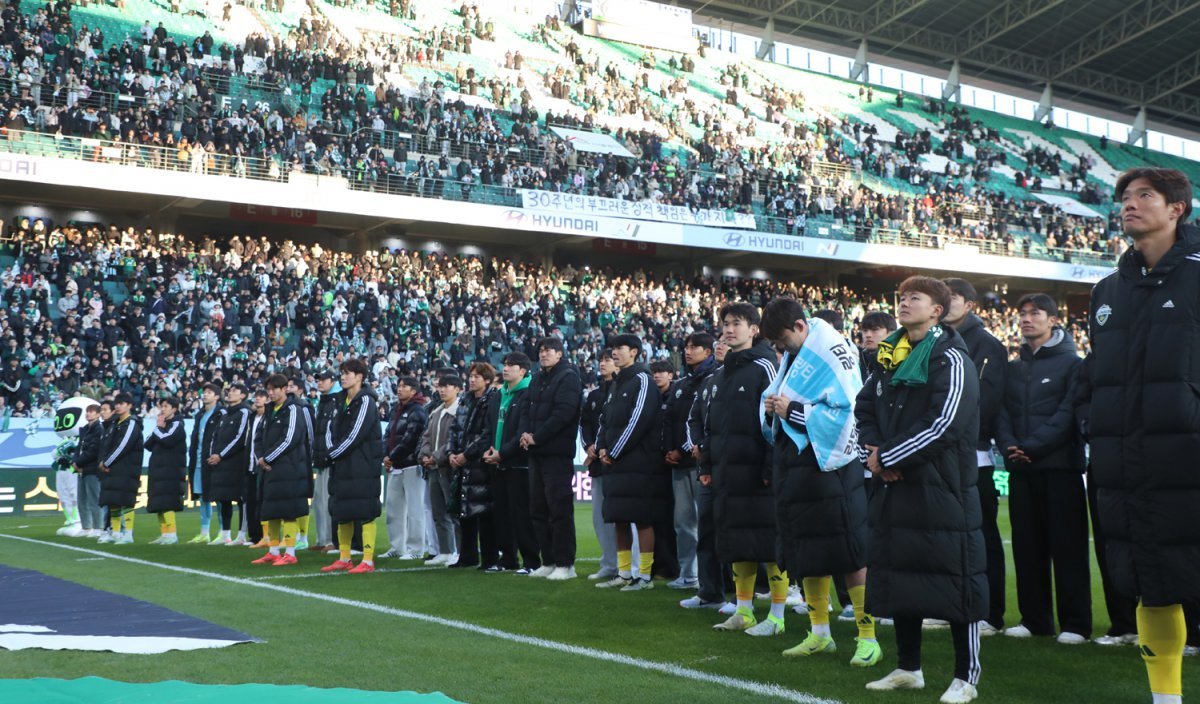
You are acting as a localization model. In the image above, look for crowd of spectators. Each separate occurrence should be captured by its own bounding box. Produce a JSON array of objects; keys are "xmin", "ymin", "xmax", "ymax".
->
[
  {"xmin": 0, "ymin": 0, "xmax": 1133, "ymax": 262},
  {"xmin": 0, "ymin": 216, "xmax": 1091, "ymax": 424}
]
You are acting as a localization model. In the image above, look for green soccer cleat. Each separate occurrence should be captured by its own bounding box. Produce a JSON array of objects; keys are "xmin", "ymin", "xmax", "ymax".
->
[
  {"xmin": 850, "ymin": 638, "xmax": 882, "ymax": 667},
  {"xmin": 782, "ymin": 631, "xmax": 837, "ymax": 657},
  {"xmin": 713, "ymin": 606, "xmax": 757, "ymax": 632}
]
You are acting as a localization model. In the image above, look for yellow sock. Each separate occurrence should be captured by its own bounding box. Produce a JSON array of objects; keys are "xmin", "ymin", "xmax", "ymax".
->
[
  {"xmin": 803, "ymin": 576, "xmax": 832, "ymax": 628},
  {"xmin": 296, "ymin": 515, "xmax": 309, "ymax": 537},
  {"xmin": 159, "ymin": 512, "xmax": 176, "ymax": 534},
  {"xmin": 362, "ymin": 521, "xmax": 377, "ymax": 563},
  {"xmin": 768, "ymin": 564, "xmax": 789, "ymax": 603},
  {"xmin": 282, "ymin": 520, "xmax": 298, "ymax": 549},
  {"xmin": 849, "ymin": 584, "xmax": 875, "ymax": 640},
  {"xmin": 1138, "ymin": 602, "xmax": 1185, "ymax": 696},
  {"xmin": 733, "ymin": 562, "xmax": 757, "ymax": 607},
  {"xmin": 617, "ymin": 549, "xmax": 633, "ymax": 576},
  {"xmin": 638, "ymin": 551, "xmax": 654, "ymax": 577},
  {"xmin": 261, "ymin": 522, "xmax": 271, "ymax": 544},
  {"xmin": 338, "ymin": 523, "xmax": 355, "ymax": 562},
  {"xmin": 110, "ymin": 513, "xmax": 122, "ymax": 532},
  {"xmin": 267, "ymin": 520, "xmax": 281, "ymax": 551},
  {"xmin": 124, "ymin": 511, "xmax": 134, "ymax": 531}
]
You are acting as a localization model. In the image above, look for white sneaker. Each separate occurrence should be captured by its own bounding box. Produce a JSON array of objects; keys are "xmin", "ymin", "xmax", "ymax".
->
[
  {"xmin": 424, "ymin": 554, "xmax": 448, "ymax": 566},
  {"xmin": 754, "ymin": 591, "xmax": 770, "ymax": 602},
  {"xmin": 679, "ymin": 596, "xmax": 727, "ymax": 610},
  {"xmin": 588, "ymin": 571, "xmax": 618, "ymax": 581},
  {"xmin": 1094, "ymin": 633, "xmax": 1138, "ymax": 646},
  {"xmin": 977, "ymin": 621, "xmax": 999, "ymax": 637},
  {"xmin": 209, "ymin": 536, "xmax": 232, "ymax": 546},
  {"xmin": 1004, "ymin": 624, "xmax": 1033, "ymax": 638},
  {"xmin": 113, "ymin": 531, "xmax": 134, "ymax": 545},
  {"xmin": 378, "ymin": 549, "xmax": 401, "ymax": 559},
  {"xmin": 595, "ymin": 575, "xmax": 631, "ymax": 589},
  {"xmin": 923, "ymin": 618, "xmax": 950, "ymax": 629},
  {"xmin": 148, "ymin": 535, "xmax": 165, "ymax": 545},
  {"xmin": 877, "ymin": 617, "xmax": 894, "ymax": 626},
  {"xmin": 97, "ymin": 531, "xmax": 115, "ymax": 544},
  {"xmin": 1056, "ymin": 631, "xmax": 1087, "ymax": 645},
  {"xmin": 620, "ymin": 576, "xmax": 654, "ymax": 591},
  {"xmin": 159, "ymin": 533, "xmax": 179, "ymax": 545},
  {"xmin": 745, "ymin": 615, "xmax": 786, "ymax": 636},
  {"xmin": 397, "ymin": 553, "xmax": 417, "ymax": 560},
  {"xmin": 786, "ymin": 584, "xmax": 805, "ymax": 608},
  {"xmin": 546, "ymin": 566, "xmax": 577, "ymax": 581},
  {"xmin": 838, "ymin": 604, "xmax": 856, "ymax": 622},
  {"xmin": 1185, "ymin": 645, "xmax": 1200, "ymax": 657},
  {"xmin": 939, "ymin": 678, "xmax": 978, "ymax": 703},
  {"xmin": 529, "ymin": 565, "xmax": 556, "ymax": 578},
  {"xmin": 718, "ymin": 602, "xmax": 738, "ymax": 616},
  {"xmin": 865, "ymin": 668, "xmax": 925, "ymax": 691},
  {"xmin": 58, "ymin": 524, "xmax": 84, "ymax": 537},
  {"xmin": 228, "ymin": 535, "xmax": 247, "ymax": 546}
]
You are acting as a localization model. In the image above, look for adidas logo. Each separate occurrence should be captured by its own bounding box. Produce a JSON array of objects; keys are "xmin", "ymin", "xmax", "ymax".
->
[
  {"xmin": 738, "ymin": 386, "xmax": 746, "ymax": 392},
  {"xmin": 1163, "ymin": 299, "xmax": 1176, "ymax": 309}
]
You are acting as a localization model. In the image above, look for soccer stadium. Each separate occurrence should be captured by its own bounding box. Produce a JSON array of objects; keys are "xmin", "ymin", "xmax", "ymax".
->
[{"xmin": 0, "ymin": 0, "xmax": 1198, "ymax": 701}]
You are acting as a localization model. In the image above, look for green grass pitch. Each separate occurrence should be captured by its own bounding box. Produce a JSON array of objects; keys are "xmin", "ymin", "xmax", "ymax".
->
[{"xmin": 0, "ymin": 500, "xmax": 1195, "ymax": 703}]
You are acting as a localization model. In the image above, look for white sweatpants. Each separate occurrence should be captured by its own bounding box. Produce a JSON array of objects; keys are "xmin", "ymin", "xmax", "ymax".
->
[{"xmin": 56, "ymin": 470, "xmax": 79, "ymax": 516}]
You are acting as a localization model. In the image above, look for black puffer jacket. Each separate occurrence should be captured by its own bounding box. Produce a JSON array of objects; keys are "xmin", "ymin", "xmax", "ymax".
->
[
  {"xmin": 385, "ymin": 396, "xmax": 429, "ymax": 468},
  {"xmin": 313, "ymin": 393, "xmax": 338, "ymax": 469},
  {"xmin": 208, "ymin": 403, "xmax": 251, "ymax": 502},
  {"xmin": 706, "ymin": 342, "xmax": 778, "ymax": 562},
  {"xmin": 74, "ymin": 420, "xmax": 104, "ymax": 476},
  {"xmin": 579, "ymin": 381, "xmax": 609, "ymax": 476},
  {"xmin": 485, "ymin": 383, "xmax": 531, "ymax": 470},
  {"xmin": 99, "ymin": 413, "xmax": 144, "ymax": 508},
  {"xmin": 598, "ymin": 362, "xmax": 665, "ymax": 524},
  {"xmin": 257, "ymin": 398, "xmax": 311, "ymax": 521},
  {"xmin": 770, "ymin": 387, "xmax": 868, "ymax": 577},
  {"xmin": 662, "ymin": 356, "xmax": 715, "ymax": 468},
  {"xmin": 524, "ymin": 361, "xmax": 583, "ymax": 457},
  {"xmin": 995, "ymin": 328, "xmax": 1084, "ymax": 472},
  {"xmin": 450, "ymin": 388, "xmax": 496, "ymax": 518},
  {"xmin": 327, "ymin": 386, "xmax": 383, "ymax": 523},
  {"xmin": 1087, "ymin": 224, "xmax": 1200, "ymax": 606},
  {"xmin": 145, "ymin": 418, "xmax": 187, "ymax": 513},
  {"xmin": 855, "ymin": 326, "xmax": 987, "ymax": 622},
  {"xmin": 956, "ymin": 313, "xmax": 1009, "ymax": 454},
  {"xmin": 687, "ymin": 370, "xmax": 718, "ymax": 473}
]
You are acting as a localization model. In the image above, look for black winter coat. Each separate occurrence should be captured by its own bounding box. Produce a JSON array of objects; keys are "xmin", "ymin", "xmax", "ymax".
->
[
  {"xmin": 257, "ymin": 398, "xmax": 311, "ymax": 521},
  {"xmin": 1087, "ymin": 224, "xmax": 1200, "ymax": 606},
  {"xmin": 579, "ymin": 381, "xmax": 609, "ymax": 476},
  {"xmin": 486, "ymin": 384, "xmax": 530, "ymax": 470},
  {"xmin": 327, "ymin": 387, "xmax": 383, "ymax": 523},
  {"xmin": 385, "ymin": 396, "xmax": 428, "ymax": 468},
  {"xmin": 74, "ymin": 420, "xmax": 104, "ymax": 476},
  {"xmin": 188, "ymin": 405, "xmax": 220, "ymax": 500},
  {"xmin": 314, "ymin": 393, "xmax": 338, "ymax": 469},
  {"xmin": 706, "ymin": 343, "xmax": 778, "ymax": 562},
  {"xmin": 524, "ymin": 361, "xmax": 583, "ymax": 457},
  {"xmin": 208, "ymin": 403, "xmax": 251, "ymax": 502},
  {"xmin": 770, "ymin": 397, "xmax": 868, "ymax": 578},
  {"xmin": 598, "ymin": 363, "xmax": 665, "ymax": 524},
  {"xmin": 662, "ymin": 356, "xmax": 715, "ymax": 468},
  {"xmin": 145, "ymin": 418, "xmax": 187, "ymax": 513},
  {"xmin": 855, "ymin": 326, "xmax": 987, "ymax": 622},
  {"xmin": 450, "ymin": 388, "xmax": 496, "ymax": 518},
  {"xmin": 687, "ymin": 370, "xmax": 718, "ymax": 473},
  {"xmin": 956, "ymin": 313, "xmax": 1009, "ymax": 454},
  {"xmin": 995, "ymin": 328, "xmax": 1083, "ymax": 472},
  {"xmin": 292, "ymin": 395, "xmax": 317, "ymax": 499},
  {"xmin": 99, "ymin": 414, "xmax": 144, "ymax": 508}
]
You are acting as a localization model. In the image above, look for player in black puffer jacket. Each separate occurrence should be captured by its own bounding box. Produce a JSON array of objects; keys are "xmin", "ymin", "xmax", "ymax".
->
[
  {"xmin": 252, "ymin": 374, "xmax": 311, "ymax": 566},
  {"xmin": 324, "ymin": 359, "xmax": 384, "ymax": 573},
  {"xmin": 855, "ymin": 276, "xmax": 984, "ymax": 700},
  {"xmin": 145, "ymin": 397, "xmax": 187, "ymax": 543},
  {"xmin": 98, "ymin": 393, "xmax": 144, "ymax": 544}
]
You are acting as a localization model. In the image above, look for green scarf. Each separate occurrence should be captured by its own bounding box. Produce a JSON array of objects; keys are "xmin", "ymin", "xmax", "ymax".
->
[
  {"xmin": 875, "ymin": 325, "xmax": 943, "ymax": 387},
  {"xmin": 494, "ymin": 375, "xmax": 531, "ymax": 451}
]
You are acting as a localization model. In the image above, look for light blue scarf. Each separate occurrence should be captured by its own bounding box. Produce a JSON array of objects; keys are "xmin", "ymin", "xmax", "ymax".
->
[{"xmin": 762, "ymin": 318, "xmax": 864, "ymax": 471}]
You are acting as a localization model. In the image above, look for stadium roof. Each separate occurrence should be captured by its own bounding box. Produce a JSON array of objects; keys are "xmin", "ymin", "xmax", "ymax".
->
[{"xmin": 676, "ymin": 0, "xmax": 1200, "ymax": 133}]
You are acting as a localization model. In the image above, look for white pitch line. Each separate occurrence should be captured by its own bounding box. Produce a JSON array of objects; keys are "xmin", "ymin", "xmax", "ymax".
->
[{"xmin": 0, "ymin": 533, "xmax": 839, "ymax": 704}]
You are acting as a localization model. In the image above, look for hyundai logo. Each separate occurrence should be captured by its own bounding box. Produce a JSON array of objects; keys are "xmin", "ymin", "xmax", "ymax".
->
[{"xmin": 724, "ymin": 232, "xmax": 744, "ymax": 247}]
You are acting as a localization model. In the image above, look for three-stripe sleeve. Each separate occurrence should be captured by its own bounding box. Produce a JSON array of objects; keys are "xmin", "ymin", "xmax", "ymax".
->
[
  {"xmin": 610, "ymin": 372, "xmax": 650, "ymax": 459},
  {"xmin": 217, "ymin": 408, "xmax": 249, "ymax": 458},
  {"xmin": 329, "ymin": 396, "xmax": 371, "ymax": 460},
  {"xmin": 263, "ymin": 405, "xmax": 297, "ymax": 463},
  {"xmin": 879, "ymin": 348, "xmax": 966, "ymax": 467},
  {"xmin": 104, "ymin": 419, "xmax": 136, "ymax": 467}
]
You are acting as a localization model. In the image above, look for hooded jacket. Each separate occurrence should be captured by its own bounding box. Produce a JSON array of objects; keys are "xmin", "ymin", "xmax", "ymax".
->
[
  {"xmin": 256, "ymin": 397, "xmax": 311, "ymax": 521},
  {"xmin": 855, "ymin": 325, "xmax": 987, "ymax": 622},
  {"xmin": 1087, "ymin": 223, "xmax": 1200, "ymax": 606},
  {"xmin": 524, "ymin": 360, "xmax": 583, "ymax": 457},
  {"xmin": 995, "ymin": 327, "xmax": 1084, "ymax": 472},
  {"xmin": 208, "ymin": 402, "xmax": 250, "ymax": 502},
  {"xmin": 706, "ymin": 342, "xmax": 778, "ymax": 562},
  {"xmin": 99, "ymin": 413, "xmax": 144, "ymax": 508},
  {"xmin": 955, "ymin": 312, "xmax": 1009, "ymax": 455},
  {"xmin": 385, "ymin": 393, "xmax": 429, "ymax": 468},
  {"xmin": 326, "ymin": 385, "xmax": 384, "ymax": 523}
]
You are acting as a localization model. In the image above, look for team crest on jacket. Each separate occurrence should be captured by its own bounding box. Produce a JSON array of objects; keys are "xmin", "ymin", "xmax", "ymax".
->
[
  {"xmin": 675, "ymin": 389, "xmax": 682, "ymax": 399},
  {"xmin": 1096, "ymin": 304, "xmax": 1112, "ymax": 326},
  {"xmin": 875, "ymin": 380, "xmax": 883, "ymax": 396}
]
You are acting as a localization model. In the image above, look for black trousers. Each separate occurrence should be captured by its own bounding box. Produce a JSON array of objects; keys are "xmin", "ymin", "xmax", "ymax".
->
[
  {"xmin": 695, "ymin": 480, "xmax": 730, "ymax": 603},
  {"xmin": 978, "ymin": 466, "xmax": 1007, "ymax": 628},
  {"xmin": 1085, "ymin": 464, "xmax": 1137, "ymax": 636},
  {"xmin": 458, "ymin": 511, "xmax": 498, "ymax": 567},
  {"xmin": 529, "ymin": 454, "xmax": 576, "ymax": 568},
  {"xmin": 492, "ymin": 467, "xmax": 541, "ymax": 570},
  {"xmin": 895, "ymin": 617, "xmax": 980, "ymax": 684},
  {"xmin": 240, "ymin": 473, "xmax": 262, "ymax": 543},
  {"xmin": 1009, "ymin": 469, "xmax": 1092, "ymax": 637}
]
